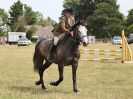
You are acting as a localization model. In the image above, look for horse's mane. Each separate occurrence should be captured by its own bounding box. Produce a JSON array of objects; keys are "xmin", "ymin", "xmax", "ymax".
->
[
  {"xmin": 58, "ymin": 35, "xmax": 78, "ymax": 54},
  {"xmin": 59, "ymin": 21, "xmax": 81, "ymax": 50},
  {"xmin": 70, "ymin": 21, "xmax": 80, "ymax": 31},
  {"xmin": 70, "ymin": 20, "xmax": 86, "ymax": 31}
]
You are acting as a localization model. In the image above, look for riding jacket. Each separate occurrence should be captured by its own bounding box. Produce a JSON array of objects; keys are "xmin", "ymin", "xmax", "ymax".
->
[{"xmin": 52, "ymin": 16, "xmax": 75, "ymax": 37}]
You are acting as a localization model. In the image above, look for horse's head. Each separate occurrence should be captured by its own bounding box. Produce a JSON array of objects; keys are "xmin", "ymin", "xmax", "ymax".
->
[{"xmin": 72, "ymin": 20, "xmax": 88, "ymax": 47}]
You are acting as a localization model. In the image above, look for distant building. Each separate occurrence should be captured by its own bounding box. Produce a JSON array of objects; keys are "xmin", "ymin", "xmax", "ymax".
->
[{"xmin": 25, "ymin": 25, "xmax": 54, "ymax": 38}]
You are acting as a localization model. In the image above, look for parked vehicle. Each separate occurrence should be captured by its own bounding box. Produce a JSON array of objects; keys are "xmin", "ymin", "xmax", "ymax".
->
[
  {"xmin": 31, "ymin": 36, "xmax": 39, "ymax": 43},
  {"xmin": 128, "ymin": 33, "xmax": 133, "ymax": 44},
  {"xmin": 18, "ymin": 37, "xmax": 31, "ymax": 46},
  {"xmin": 7, "ymin": 32, "xmax": 26, "ymax": 45},
  {"xmin": 112, "ymin": 36, "xmax": 122, "ymax": 45}
]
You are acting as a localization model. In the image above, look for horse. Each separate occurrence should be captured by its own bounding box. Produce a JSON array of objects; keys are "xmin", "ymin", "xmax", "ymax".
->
[{"xmin": 33, "ymin": 21, "xmax": 88, "ymax": 92}]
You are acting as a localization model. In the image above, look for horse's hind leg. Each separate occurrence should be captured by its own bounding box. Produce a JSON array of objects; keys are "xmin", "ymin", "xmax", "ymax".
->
[
  {"xmin": 35, "ymin": 61, "xmax": 52, "ymax": 89},
  {"xmin": 50, "ymin": 64, "xmax": 64, "ymax": 86}
]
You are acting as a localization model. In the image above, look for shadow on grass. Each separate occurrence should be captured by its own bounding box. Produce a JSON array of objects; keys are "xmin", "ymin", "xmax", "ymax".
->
[{"xmin": 9, "ymin": 85, "xmax": 71, "ymax": 94}]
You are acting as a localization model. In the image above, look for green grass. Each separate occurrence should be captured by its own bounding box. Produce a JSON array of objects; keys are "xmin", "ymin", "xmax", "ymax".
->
[{"xmin": 0, "ymin": 43, "xmax": 133, "ymax": 99}]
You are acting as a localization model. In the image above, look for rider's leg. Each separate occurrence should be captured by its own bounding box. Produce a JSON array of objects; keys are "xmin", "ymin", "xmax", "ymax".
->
[{"xmin": 47, "ymin": 37, "xmax": 59, "ymax": 60}]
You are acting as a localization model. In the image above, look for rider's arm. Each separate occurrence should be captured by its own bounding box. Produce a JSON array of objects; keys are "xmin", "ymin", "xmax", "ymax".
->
[
  {"xmin": 71, "ymin": 16, "xmax": 75, "ymax": 26},
  {"xmin": 59, "ymin": 18, "xmax": 71, "ymax": 34}
]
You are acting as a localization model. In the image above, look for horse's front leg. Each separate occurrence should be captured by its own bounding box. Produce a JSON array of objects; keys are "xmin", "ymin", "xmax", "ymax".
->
[
  {"xmin": 50, "ymin": 64, "xmax": 64, "ymax": 86},
  {"xmin": 72, "ymin": 63, "xmax": 79, "ymax": 92}
]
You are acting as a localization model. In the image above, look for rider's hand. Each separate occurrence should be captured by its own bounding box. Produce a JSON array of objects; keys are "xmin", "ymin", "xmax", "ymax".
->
[{"xmin": 70, "ymin": 32, "xmax": 73, "ymax": 37}]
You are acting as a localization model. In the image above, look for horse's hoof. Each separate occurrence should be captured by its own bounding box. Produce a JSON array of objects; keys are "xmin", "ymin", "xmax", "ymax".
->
[
  {"xmin": 35, "ymin": 81, "xmax": 41, "ymax": 85},
  {"xmin": 42, "ymin": 86, "xmax": 47, "ymax": 90},
  {"xmin": 74, "ymin": 89, "xmax": 80, "ymax": 93},
  {"xmin": 50, "ymin": 82, "xmax": 58, "ymax": 86}
]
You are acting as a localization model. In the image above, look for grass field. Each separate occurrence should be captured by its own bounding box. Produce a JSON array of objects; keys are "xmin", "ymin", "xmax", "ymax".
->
[{"xmin": 0, "ymin": 43, "xmax": 133, "ymax": 99}]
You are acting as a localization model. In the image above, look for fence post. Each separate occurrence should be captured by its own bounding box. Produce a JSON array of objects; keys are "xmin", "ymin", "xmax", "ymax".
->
[{"xmin": 121, "ymin": 30, "xmax": 133, "ymax": 63}]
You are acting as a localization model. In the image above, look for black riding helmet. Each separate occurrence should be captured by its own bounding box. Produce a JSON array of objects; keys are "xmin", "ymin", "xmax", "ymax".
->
[{"xmin": 66, "ymin": 6, "xmax": 75, "ymax": 14}]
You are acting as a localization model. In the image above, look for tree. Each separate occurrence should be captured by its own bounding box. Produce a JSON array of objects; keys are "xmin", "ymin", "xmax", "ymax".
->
[
  {"xmin": 8, "ymin": 0, "xmax": 23, "ymax": 31},
  {"xmin": 26, "ymin": 26, "xmax": 36, "ymax": 40},
  {"xmin": 0, "ymin": 8, "xmax": 8, "ymax": 25},
  {"xmin": 36, "ymin": 11, "xmax": 43, "ymax": 23},
  {"xmin": 126, "ymin": 8, "xmax": 133, "ymax": 35},
  {"xmin": 0, "ymin": 28, "xmax": 4, "ymax": 36},
  {"xmin": 63, "ymin": 0, "xmax": 95, "ymax": 20},
  {"xmin": 87, "ymin": 2, "xmax": 125, "ymax": 38},
  {"xmin": 24, "ymin": 5, "xmax": 38, "ymax": 25},
  {"xmin": 126, "ymin": 24, "xmax": 133, "ymax": 35},
  {"xmin": 15, "ymin": 16, "xmax": 25, "ymax": 32},
  {"xmin": 63, "ymin": 0, "xmax": 117, "ymax": 20},
  {"xmin": 0, "ymin": 29, "xmax": 4, "ymax": 36},
  {"xmin": 47, "ymin": 17, "xmax": 57, "ymax": 27},
  {"xmin": 0, "ymin": 8, "xmax": 8, "ymax": 36},
  {"xmin": 126, "ymin": 8, "xmax": 133, "ymax": 26},
  {"xmin": 63, "ymin": 0, "xmax": 125, "ymax": 38},
  {"xmin": 38, "ymin": 19, "xmax": 51, "ymax": 26},
  {"xmin": 37, "ymin": 17, "xmax": 57, "ymax": 27},
  {"xmin": 8, "ymin": 1, "xmax": 43, "ymax": 31}
]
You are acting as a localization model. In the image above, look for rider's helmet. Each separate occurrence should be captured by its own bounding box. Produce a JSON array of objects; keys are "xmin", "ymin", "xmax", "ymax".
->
[{"xmin": 66, "ymin": 6, "xmax": 75, "ymax": 15}]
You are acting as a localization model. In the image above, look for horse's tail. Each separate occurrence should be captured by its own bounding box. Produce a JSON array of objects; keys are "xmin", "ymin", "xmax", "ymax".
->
[{"xmin": 33, "ymin": 43, "xmax": 43, "ymax": 72}]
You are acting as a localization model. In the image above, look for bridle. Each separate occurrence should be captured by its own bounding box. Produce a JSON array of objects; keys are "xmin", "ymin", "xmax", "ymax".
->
[
  {"xmin": 79, "ymin": 35, "xmax": 88, "ymax": 40},
  {"xmin": 69, "ymin": 21, "xmax": 87, "ymax": 44},
  {"xmin": 74, "ymin": 26, "xmax": 88, "ymax": 43}
]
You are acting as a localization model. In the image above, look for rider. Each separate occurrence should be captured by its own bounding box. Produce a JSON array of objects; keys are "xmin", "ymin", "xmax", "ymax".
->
[{"xmin": 47, "ymin": 6, "xmax": 75, "ymax": 60}]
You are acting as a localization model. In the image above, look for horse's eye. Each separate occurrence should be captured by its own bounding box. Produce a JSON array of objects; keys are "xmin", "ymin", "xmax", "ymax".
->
[{"xmin": 78, "ymin": 31, "xmax": 81, "ymax": 33}]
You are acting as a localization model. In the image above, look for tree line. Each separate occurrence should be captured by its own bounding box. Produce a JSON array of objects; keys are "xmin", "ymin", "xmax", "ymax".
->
[
  {"xmin": 0, "ymin": 0, "xmax": 133, "ymax": 39},
  {"xmin": 63, "ymin": 0, "xmax": 133, "ymax": 38},
  {"xmin": 0, "ymin": 0, "xmax": 57, "ymax": 39}
]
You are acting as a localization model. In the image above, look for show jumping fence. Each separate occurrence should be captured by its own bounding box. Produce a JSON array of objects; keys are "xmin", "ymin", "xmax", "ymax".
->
[
  {"xmin": 80, "ymin": 30, "xmax": 133, "ymax": 63},
  {"xmin": 80, "ymin": 49, "xmax": 122, "ymax": 61}
]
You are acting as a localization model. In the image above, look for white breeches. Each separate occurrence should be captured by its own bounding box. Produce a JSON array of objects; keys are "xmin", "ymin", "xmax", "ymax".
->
[
  {"xmin": 53, "ymin": 37, "xmax": 59, "ymax": 46},
  {"xmin": 53, "ymin": 34, "xmax": 65, "ymax": 46}
]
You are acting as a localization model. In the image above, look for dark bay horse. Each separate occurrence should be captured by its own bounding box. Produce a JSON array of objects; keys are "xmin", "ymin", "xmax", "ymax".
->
[{"xmin": 33, "ymin": 21, "xmax": 88, "ymax": 92}]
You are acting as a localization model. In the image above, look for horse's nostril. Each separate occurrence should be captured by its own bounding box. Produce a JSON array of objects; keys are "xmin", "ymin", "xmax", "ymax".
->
[{"xmin": 83, "ymin": 42, "xmax": 87, "ymax": 46}]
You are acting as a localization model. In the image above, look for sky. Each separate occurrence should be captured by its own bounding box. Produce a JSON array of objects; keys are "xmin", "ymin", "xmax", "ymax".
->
[{"xmin": 0, "ymin": 0, "xmax": 133, "ymax": 22}]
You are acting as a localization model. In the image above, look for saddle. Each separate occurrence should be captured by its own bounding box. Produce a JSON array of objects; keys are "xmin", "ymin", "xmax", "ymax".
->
[{"xmin": 47, "ymin": 34, "xmax": 71, "ymax": 61}]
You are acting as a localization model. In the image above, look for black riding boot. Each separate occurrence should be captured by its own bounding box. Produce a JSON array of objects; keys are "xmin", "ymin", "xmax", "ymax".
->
[{"xmin": 47, "ymin": 40, "xmax": 56, "ymax": 60}]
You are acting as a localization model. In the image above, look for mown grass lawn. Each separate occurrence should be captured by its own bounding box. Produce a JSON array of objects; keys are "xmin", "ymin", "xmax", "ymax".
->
[{"xmin": 0, "ymin": 43, "xmax": 133, "ymax": 99}]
